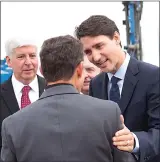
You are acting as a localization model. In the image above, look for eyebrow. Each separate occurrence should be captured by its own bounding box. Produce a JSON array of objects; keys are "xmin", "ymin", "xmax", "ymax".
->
[
  {"xmin": 92, "ymin": 42, "xmax": 104, "ymax": 48},
  {"xmin": 84, "ymin": 42, "xmax": 104, "ymax": 53},
  {"xmin": 17, "ymin": 53, "xmax": 36, "ymax": 55}
]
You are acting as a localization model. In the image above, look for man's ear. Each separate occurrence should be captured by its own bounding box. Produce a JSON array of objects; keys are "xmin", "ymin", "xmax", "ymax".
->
[
  {"xmin": 5, "ymin": 56, "xmax": 12, "ymax": 68},
  {"xmin": 113, "ymin": 31, "xmax": 121, "ymax": 45},
  {"xmin": 76, "ymin": 61, "xmax": 84, "ymax": 78}
]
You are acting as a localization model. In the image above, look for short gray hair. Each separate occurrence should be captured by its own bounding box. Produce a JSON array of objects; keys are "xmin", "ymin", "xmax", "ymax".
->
[{"xmin": 5, "ymin": 38, "xmax": 37, "ymax": 56}]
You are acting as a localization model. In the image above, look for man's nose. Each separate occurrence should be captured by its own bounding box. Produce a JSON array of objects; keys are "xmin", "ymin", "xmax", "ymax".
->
[
  {"xmin": 92, "ymin": 50, "xmax": 101, "ymax": 62},
  {"xmin": 25, "ymin": 57, "xmax": 32, "ymax": 65}
]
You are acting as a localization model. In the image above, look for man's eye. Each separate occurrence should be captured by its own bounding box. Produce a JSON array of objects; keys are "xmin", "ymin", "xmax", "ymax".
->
[
  {"xmin": 17, "ymin": 56, "xmax": 24, "ymax": 58},
  {"xmin": 85, "ymin": 50, "xmax": 91, "ymax": 55},
  {"xmin": 30, "ymin": 54, "xmax": 36, "ymax": 58},
  {"xmin": 96, "ymin": 44, "xmax": 103, "ymax": 49}
]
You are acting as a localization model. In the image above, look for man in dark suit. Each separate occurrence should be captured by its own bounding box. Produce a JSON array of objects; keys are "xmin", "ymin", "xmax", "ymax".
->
[
  {"xmin": 0, "ymin": 38, "xmax": 45, "ymax": 156},
  {"xmin": 75, "ymin": 15, "xmax": 160, "ymax": 162},
  {"xmin": 1, "ymin": 35, "xmax": 136, "ymax": 162}
]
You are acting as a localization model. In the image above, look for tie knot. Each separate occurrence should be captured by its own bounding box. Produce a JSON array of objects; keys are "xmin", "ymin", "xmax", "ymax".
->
[
  {"xmin": 111, "ymin": 76, "xmax": 120, "ymax": 85},
  {"xmin": 22, "ymin": 86, "xmax": 31, "ymax": 95}
]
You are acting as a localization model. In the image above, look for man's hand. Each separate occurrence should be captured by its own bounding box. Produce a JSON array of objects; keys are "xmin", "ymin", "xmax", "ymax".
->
[{"xmin": 112, "ymin": 115, "xmax": 135, "ymax": 152}]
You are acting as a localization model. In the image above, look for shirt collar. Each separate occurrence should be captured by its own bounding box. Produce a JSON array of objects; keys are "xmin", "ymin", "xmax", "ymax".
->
[
  {"xmin": 29, "ymin": 75, "xmax": 39, "ymax": 92},
  {"xmin": 12, "ymin": 74, "xmax": 39, "ymax": 94},
  {"xmin": 107, "ymin": 52, "xmax": 130, "ymax": 81}
]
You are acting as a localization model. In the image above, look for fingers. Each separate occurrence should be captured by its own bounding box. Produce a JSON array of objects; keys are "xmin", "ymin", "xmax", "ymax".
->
[
  {"xmin": 120, "ymin": 115, "xmax": 124, "ymax": 124},
  {"xmin": 115, "ymin": 127, "xmax": 130, "ymax": 136},
  {"xmin": 113, "ymin": 134, "xmax": 133, "ymax": 142},
  {"xmin": 113, "ymin": 138, "xmax": 134, "ymax": 146},
  {"xmin": 113, "ymin": 124, "xmax": 135, "ymax": 152}
]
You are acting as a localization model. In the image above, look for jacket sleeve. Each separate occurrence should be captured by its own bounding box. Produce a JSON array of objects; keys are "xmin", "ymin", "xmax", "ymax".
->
[
  {"xmin": 113, "ymin": 104, "xmax": 136, "ymax": 162},
  {"xmin": 133, "ymin": 78, "xmax": 160, "ymax": 162}
]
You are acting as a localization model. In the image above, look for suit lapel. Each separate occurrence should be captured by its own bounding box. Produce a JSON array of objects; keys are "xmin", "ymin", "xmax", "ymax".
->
[
  {"xmin": 119, "ymin": 57, "xmax": 139, "ymax": 114},
  {"xmin": 1, "ymin": 75, "xmax": 45, "ymax": 114},
  {"xmin": 37, "ymin": 75, "xmax": 46, "ymax": 97},
  {"xmin": 1, "ymin": 78, "xmax": 19, "ymax": 114},
  {"xmin": 101, "ymin": 73, "xmax": 109, "ymax": 100}
]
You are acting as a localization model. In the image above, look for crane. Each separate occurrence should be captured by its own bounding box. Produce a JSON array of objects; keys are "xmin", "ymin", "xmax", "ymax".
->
[{"xmin": 122, "ymin": 1, "xmax": 143, "ymax": 60}]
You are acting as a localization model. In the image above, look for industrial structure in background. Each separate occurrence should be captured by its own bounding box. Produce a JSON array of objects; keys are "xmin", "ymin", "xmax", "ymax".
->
[
  {"xmin": 122, "ymin": 1, "xmax": 143, "ymax": 60},
  {"xmin": 0, "ymin": 59, "xmax": 12, "ymax": 84},
  {"xmin": 0, "ymin": 1, "xmax": 143, "ymax": 84}
]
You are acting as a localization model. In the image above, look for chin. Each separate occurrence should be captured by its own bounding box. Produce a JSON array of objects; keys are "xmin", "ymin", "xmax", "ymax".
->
[{"xmin": 102, "ymin": 66, "xmax": 116, "ymax": 73}]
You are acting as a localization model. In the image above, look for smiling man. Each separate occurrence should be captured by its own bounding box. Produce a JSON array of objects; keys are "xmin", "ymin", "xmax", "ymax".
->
[
  {"xmin": 75, "ymin": 15, "xmax": 160, "ymax": 162},
  {"xmin": 0, "ymin": 38, "xmax": 45, "ymax": 155},
  {"xmin": 81, "ymin": 55, "xmax": 100, "ymax": 95}
]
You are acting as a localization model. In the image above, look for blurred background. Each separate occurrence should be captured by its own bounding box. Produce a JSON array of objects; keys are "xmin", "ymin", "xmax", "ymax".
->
[{"xmin": 1, "ymin": 1, "xmax": 159, "ymax": 83}]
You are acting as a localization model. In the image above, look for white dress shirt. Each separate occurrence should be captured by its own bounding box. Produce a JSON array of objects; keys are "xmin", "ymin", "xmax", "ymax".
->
[
  {"xmin": 12, "ymin": 75, "xmax": 39, "ymax": 109},
  {"xmin": 107, "ymin": 52, "xmax": 140, "ymax": 154}
]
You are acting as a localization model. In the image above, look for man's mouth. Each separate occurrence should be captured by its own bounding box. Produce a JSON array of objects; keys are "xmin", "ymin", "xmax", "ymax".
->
[
  {"xmin": 96, "ymin": 59, "xmax": 108, "ymax": 67},
  {"xmin": 23, "ymin": 69, "xmax": 33, "ymax": 72},
  {"xmin": 83, "ymin": 80, "xmax": 90, "ymax": 85}
]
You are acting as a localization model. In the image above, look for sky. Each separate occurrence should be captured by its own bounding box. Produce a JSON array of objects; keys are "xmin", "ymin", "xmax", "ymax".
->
[{"xmin": 1, "ymin": 2, "xmax": 159, "ymax": 67}]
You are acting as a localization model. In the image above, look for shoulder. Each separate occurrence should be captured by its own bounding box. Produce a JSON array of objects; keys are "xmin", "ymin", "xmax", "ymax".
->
[
  {"xmin": 80, "ymin": 94, "xmax": 120, "ymax": 115},
  {"xmin": 2, "ymin": 100, "xmax": 38, "ymax": 129},
  {"xmin": 138, "ymin": 59, "xmax": 159, "ymax": 72},
  {"xmin": 130, "ymin": 58, "xmax": 159, "ymax": 82}
]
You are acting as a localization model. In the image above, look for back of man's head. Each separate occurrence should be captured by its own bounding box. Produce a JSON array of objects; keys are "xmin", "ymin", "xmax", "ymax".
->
[{"xmin": 40, "ymin": 35, "xmax": 84, "ymax": 83}]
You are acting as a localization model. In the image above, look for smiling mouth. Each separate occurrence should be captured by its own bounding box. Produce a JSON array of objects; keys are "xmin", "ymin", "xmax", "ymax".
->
[
  {"xmin": 97, "ymin": 59, "xmax": 107, "ymax": 67},
  {"xmin": 83, "ymin": 80, "xmax": 90, "ymax": 85}
]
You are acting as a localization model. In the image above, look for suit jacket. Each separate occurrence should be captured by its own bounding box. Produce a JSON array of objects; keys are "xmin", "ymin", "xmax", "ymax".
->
[
  {"xmin": 1, "ymin": 84, "xmax": 136, "ymax": 162},
  {"xmin": 89, "ymin": 57, "xmax": 160, "ymax": 162},
  {"xmin": 0, "ymin": 75, "xmax": 45, "ymax": 153},
  {"xmin": 147, "ymin": 153, "xmax": 160, "ymax": 162}
]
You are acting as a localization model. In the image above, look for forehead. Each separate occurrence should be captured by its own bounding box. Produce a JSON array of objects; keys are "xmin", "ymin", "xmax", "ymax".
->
[
  {"xmin": 14, "ymin": 45, "xmax": 37, "ymax": 54},
  {"xmin": 80, "ymin": 35, "xmax": 110, "ymax": 49}
]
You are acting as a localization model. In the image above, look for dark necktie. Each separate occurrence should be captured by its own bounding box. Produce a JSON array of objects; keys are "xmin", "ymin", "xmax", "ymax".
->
[
  {"xmin": 109, "ymin": 76, "xmax": 121, "ymax": 104},
  {"xmin": 21, "ymin": 86, "xmax": 31, "ymax": 109}
]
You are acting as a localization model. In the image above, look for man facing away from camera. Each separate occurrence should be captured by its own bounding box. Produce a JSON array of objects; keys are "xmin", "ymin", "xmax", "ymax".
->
[{"xmin": 1, "ymin": 35, "xmax": 136, "ymax": 162}]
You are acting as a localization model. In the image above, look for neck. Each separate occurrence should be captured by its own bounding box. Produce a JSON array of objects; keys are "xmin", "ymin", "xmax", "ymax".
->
[
  {"xmin": 14, "ymin": 75, "xmax": 35, "ymax": 85},
  {"xmin": 47, "ymin": 76, "xmax": 81, "ymax": 93},
  {"xmin": 112, "ymin": 50, "xmax": 126, "ymax": 74},
  {"xmin": 47, "ymin": 80, "xmax": 73, "ymax": 86}
]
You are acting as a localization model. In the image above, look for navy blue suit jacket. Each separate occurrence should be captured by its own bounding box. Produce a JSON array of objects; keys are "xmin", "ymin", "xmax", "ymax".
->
[{"xmin": 89, "ymin": 57, "xmax": 160, "ymax": 162}]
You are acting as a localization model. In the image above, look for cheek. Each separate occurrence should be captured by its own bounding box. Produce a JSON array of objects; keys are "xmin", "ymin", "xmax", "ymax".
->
[
  {"xmin": 11, "ymin": 61, "xmax": 23, "ymax": 71},
  {"xmin": 90, "ymin": 73, "xmax": 96, "ymax": 79},
  {"xmin": 32, "ymin": 60, "xmax": 38, "ymax": 68},
  {"xmin": 87, "ymin": 55, "xmax": 92, "ymax": 62}
]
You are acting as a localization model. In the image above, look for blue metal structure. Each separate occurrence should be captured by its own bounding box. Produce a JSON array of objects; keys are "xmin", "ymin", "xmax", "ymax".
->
[
  {"xmin": 122, "ymin": 1, "xmax": 143, "ymax": 60},
  {"xmin": 0, "ymin": 59, "xmax": 13, "ymax": 84}
]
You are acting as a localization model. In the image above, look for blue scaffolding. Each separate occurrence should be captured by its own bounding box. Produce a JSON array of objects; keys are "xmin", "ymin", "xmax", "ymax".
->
[
  {"xmin": 0, "ymin": 59, "xmax": 13, "ymax": 84},
  {"xmin": 122, "ymin": 1, "xmax": 143, "ymax": 60}
]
